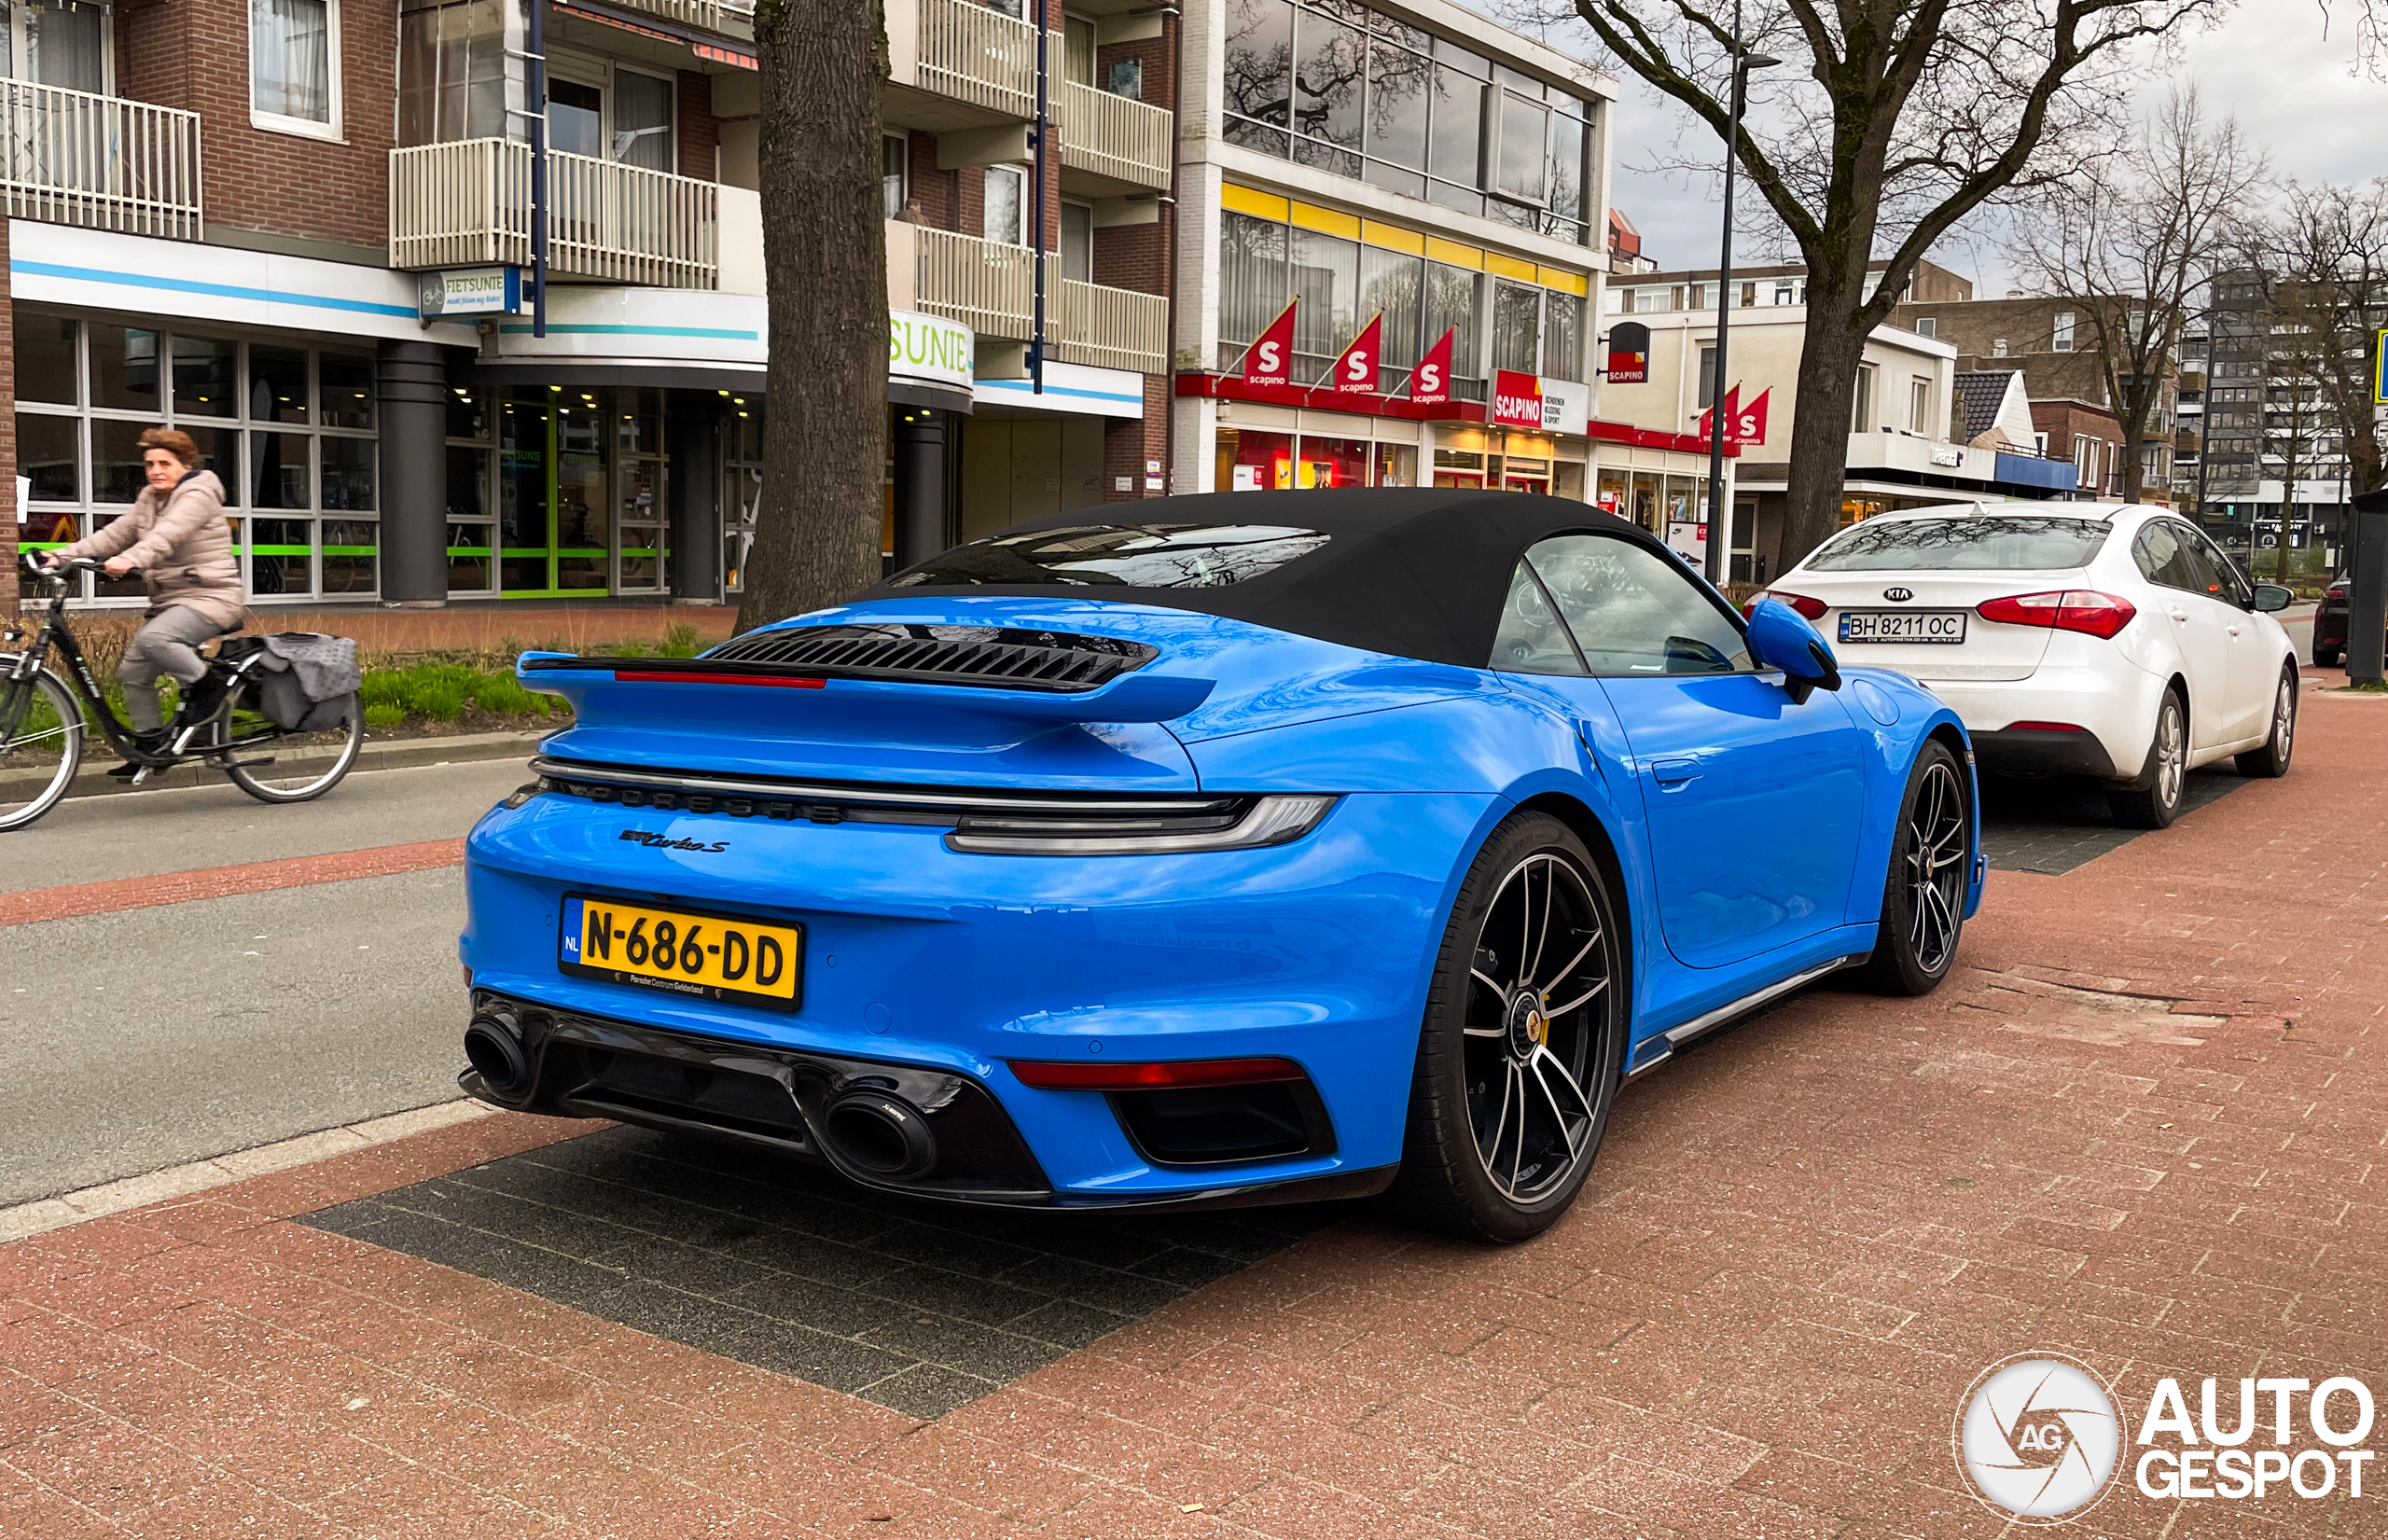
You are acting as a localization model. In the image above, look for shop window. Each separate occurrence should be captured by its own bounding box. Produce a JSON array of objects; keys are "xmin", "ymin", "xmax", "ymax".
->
[
  {"xmin": 251, "ymin": 0, "xmax": 340, "ymax": 138},
  {"xmin": 89, "ymin": 325, "xmax": 159, "ymax": 412},
  {"xmin": 1543, "ymin": 291, "xmax": 1583, "ymax": 382},
  {"xmin": 1221, "ymin": 427, "xmax": 1293, "ymax": 492},
  {"xmin": 320, "ymin": 353, "xmax": 374, "ymax": 429},
  {"xmin": 723, "ymin": 395, "xmax": 762, "ymax": 593},
  {"xmin": 323, "ymin": 520, "xmax": 377, "ymax": 594},
  {"xmin": 16, "ymin": 315, "xmax": 76, "ymax": 405},
  {"xmin": 250, "ymin": 344, "xmax": 309, "ymax": 422},
  {"xmin": 172, "ymin": 337, "xmax": 237, "ymax": 418},
  {"xmin": 1374, "ymin": 443, "xmax": 1418, "ymax": 487},
  {"xmin": 1296, "ymin": 436, "xmax": 1368, "ymax": 488},
  {"xmin": 1594, "ymin": 465, "xmax": 1627, "ymax": 519}
]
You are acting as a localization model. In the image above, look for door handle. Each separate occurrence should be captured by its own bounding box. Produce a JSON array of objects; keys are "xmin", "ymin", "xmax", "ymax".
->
[
  {"xmin": 1650, "ymin": 756, "xmax": 1700, "ymax": 787},
  {"xmin": 2170, "ymin": 610, "xmax": 2189, "ymax": 623}
]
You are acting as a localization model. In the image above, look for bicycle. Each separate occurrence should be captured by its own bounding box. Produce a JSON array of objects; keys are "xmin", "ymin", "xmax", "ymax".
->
[{"xmin": 2, "ymin": 553, "xmax": 364, "ymax": 831}]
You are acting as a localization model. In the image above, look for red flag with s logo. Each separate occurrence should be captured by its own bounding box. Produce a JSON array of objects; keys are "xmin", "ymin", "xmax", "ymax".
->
[
  {"xmin": 1331, "ymin": 312, "xmax": 1383, "ymax": 394},
  {"xmin": 1241, "ymin": 301, "xmax": 1298, "ymax": 387},
  {"xmin": 1408, "ymin": 326, "xmax": 1455, "ymax": 405}
]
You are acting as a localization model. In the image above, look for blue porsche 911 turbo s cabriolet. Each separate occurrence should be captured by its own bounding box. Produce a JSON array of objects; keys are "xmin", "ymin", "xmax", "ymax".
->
[{"xmin": 457, "ymin": 490, "xmax": 1982, "ymax": 1241}]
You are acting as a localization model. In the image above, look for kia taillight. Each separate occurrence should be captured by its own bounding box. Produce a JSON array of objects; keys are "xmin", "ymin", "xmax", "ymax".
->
[
  {"xmin": 1976, "ymin": 590, "xmax": 2137, "ymax": 640},
  {"xmin": 2328, "ymin": 584, "xmax": 2348, "ymax": 599},
  {"xmin": 1744, "ymin": 590, "xmax": 1827, "ymax": 621}
]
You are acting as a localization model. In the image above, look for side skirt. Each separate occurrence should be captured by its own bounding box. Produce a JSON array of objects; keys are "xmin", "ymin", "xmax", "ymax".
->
[{"xmin": 1622, "ymin": 952, "xmax": 1867, "ymax": 1081}]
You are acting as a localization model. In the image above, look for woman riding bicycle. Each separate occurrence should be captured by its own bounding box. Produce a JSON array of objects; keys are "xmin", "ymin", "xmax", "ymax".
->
[{"xmin": 40, "ymin": 427, "xmax": 241, "ymax": 773}]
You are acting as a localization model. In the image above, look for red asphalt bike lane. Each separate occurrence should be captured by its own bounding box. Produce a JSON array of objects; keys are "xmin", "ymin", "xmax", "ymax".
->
[{"xmin": 0, "ymin": 839, "xmax": 467, "ymax": 928}]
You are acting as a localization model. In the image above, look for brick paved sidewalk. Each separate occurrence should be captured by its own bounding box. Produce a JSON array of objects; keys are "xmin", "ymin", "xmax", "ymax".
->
[{"xmin": 6, "ymin": 694, "xmax": 2387, "ymax": 1538}]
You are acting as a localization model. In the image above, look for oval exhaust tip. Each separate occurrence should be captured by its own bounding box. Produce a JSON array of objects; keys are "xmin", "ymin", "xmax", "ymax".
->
[{"xmin": 821, "ymin": 1089, "xmax": 938, "ymax": 1181}]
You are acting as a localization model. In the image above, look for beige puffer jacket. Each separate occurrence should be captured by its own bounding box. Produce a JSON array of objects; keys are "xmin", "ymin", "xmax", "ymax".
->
[{"xmin": 55, "ymin": 470, "xmax": 244, "ymax": 631}]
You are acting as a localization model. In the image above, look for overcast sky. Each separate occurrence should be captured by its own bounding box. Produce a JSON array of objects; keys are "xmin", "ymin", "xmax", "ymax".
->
[{"xmin": 1527, "ymin": 5, "xmax": 2384, "ymax": 288}]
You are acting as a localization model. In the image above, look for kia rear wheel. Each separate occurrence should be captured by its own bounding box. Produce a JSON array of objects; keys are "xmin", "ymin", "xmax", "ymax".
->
[
  {"xmin": 2233, "ymin": 667, "xmax": 2296, "ymax": 780},
  {"xmin": 2108, "ymin": 688, "xmax": 2187, "ymax": 830}
]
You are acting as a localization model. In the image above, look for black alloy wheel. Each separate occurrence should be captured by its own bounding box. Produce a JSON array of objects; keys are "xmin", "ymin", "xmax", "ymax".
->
[
  {"xmin": 1855, "ymin": 741, "xmax": 1970, "ymax": 996},
  {"xmin": 1392, "ymin": 812, "xmax": 1625, "ymax": 1242}
]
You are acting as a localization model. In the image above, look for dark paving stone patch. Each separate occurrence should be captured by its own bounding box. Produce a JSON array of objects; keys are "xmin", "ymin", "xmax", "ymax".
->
[
  {"xmin": 1980, "ymin": 767, "xmax": 2248, "ymax": 875},
  {"xmin": 302, "ymin": 1123, "xmax": 1345, "ymax": 1419}
]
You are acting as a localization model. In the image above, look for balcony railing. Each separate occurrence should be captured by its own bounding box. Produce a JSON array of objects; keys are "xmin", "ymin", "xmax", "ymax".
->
[
  {"xmin": 389, "ymin": 139, "xmax": 718, "ymax": 289},
  {"xmin": 0, "ymin": 80, "xmax": 201, "ymax": 240},
  {"xmin": 1057, "ymin": 276, "xmax": 1166, "ymax": 374},
  {"xmin": 916, "ymin": 0, "xmax": 1037, "ymax": 118},
  {"xmin": 1058, "ymin": 78, "xmax": 1171, "ymax": 191},
  {"xmin": 913, "ymin": 225, "xmax": 1167, "ymax": 376},
  {"xmin": 612, "ymin": 0, "xmax": 754, "ymax": 37}
]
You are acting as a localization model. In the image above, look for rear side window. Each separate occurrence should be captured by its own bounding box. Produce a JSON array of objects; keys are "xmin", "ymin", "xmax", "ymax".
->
[
  {"xmin": 1809, "ymin": 516, "xmax": 2112, "ymax": 571},
  {"xmin": 1492, "ymin": 534, "xmax": 1753, "ymax": 676},
  {"xmin": 2132, "ymin": 521, "xmax": 2203, "ymax": 592},
  {"xmin": 891, "ymin": 524, "xmax": 1329, "ymax": 589}
]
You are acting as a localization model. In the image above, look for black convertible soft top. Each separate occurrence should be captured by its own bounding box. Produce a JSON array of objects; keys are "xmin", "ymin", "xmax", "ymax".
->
[{"xmin": 861, "ymin": 488, "xmax": 1707, "ymax": 669}]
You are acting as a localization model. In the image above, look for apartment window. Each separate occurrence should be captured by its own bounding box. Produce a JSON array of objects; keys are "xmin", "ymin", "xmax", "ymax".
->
[
  {"xmin": 250, "ymin": 0, "xmax": 339, "ymax": 138},
  {"xmin": 2052, "ymin": 311, "xmax": 2076, "ymax": 352},
  {"xmin": 2075, "ymin": 434, "xmax": 2099, "ymax": 489},
  {"xmin": 1909, "ymin": 378, "xmax": 1932, "ymax": 434},
  {"xmin": 1773, "ymin": 281, "xmax": 1794, "ymax": 306},
  {"xmin": 1851, "ymin": 364, "xmax": 1876, "ymax": 432},
  {"xmin": 983, "ymin": 164, "xmax": 1026, "ymax": 246},
  {"xmin": 1992, "ymin": 338, "xmax": 2007, "ymax": 358},
  {"xmin": 1913, "ymin": 316, "xmax": 1936, "ymax": 340},
  {"xmin": 2, "ymin": 0, "xmax": 107, "ymax": 91},
  {"xmin": 1633, "ymin": 288, "xmax": 1662, "ymax": 314},
  {"xmin": 612, "ymin": 68, "xmax": 674, "ymax": 172},
  {"xmin": 1697, "ymin": 345, "xmax": 1716, "ymax": 409},
  {"xmin": 396, "ymin": 0, "xmax": 515, "ymax": 144},
  {"xmin": 882, "ymin": 134, "xmax": 909, "ymax": 219},
  {"xmin": 14, "ymin": 319, "xmax": 378, "ymax": 604},
  {"xmin": 1061, "ymin": 201, "xmax": 1093, "ymax": 283},
  {"xmin": 1490, "ymin": 281, "xmax": 1540, "ymax": 374},
  {"xmin": 1542, "ymin": 290, "xmax": 1583, "ymax": 382},
  {"xmin": 1063, "ymin": 16, "xmax": 1096, "ymax": 85}
]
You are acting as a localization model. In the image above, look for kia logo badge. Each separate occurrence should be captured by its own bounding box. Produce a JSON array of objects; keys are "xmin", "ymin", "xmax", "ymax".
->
[{"xmin": 1883, "ymin": 587, "xmax": 1914, "ymax": 602}]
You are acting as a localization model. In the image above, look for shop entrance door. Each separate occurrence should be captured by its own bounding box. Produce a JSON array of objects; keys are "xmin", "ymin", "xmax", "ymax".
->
[{"xmin": 499, "ymin": 397, "xmax": 552, "ymax": 594}]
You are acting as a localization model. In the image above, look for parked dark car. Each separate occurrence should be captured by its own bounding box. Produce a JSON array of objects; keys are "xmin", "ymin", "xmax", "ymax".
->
[{"xmin": 2314, "ymin": 576, "xmax": 2350, "ymax": 667}]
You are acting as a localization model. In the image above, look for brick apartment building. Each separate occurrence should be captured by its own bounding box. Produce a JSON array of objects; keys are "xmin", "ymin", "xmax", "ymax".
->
[
  {"xmin": 1890, "ymin": 291, "xmax": 2177, "ymax": 506},
  {"xmin": 5, "ymin": 0, "xmax": 1654, "ymax": 616}
]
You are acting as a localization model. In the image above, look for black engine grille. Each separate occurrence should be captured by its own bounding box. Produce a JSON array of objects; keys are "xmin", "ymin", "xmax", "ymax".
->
[{"xmin": 703, "ymin": 624, "xmax": 1156, "ymax": 693}]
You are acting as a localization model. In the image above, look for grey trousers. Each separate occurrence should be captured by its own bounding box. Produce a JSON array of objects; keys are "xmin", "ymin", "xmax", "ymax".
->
[{"xmin": 119, "ymin": 608, "xmax": 222, "ymax": 732}]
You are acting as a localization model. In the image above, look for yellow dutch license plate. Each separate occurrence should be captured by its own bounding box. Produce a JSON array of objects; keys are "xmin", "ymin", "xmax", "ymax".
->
[{"xmin": 558, "ymin": 893, "xmax": 801, "ymax": 1011}]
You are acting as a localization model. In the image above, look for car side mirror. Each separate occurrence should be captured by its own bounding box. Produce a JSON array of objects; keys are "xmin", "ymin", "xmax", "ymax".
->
[
  {"xmin": 2250, "ymin": 583, "xmax": 2294, "ymax": 613},
  {"xmin": 1745, "ymin": 598, "xmax": 1842, "ymax": 704}
]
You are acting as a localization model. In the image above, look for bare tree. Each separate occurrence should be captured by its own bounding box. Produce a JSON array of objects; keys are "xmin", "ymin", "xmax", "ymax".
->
[
  {"xmin": 741, "ymin": 0, "xmax": 889, "ymax": 631},
  {"xmin": 2251, "ymin": 181, "xmax": 2388, "ymax": 505},
  {"xmin": 1505, "ymin": 0, "xmax": 2227, "ymax": 564},
  {"xmin": 2007, "ymin": 88, "xmax": 2265, "ymax": 506}
]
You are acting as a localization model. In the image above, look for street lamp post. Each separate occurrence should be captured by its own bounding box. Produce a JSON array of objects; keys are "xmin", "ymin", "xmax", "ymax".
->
[{"xmin": 1703, "ymin": 5, "xmax": 1776, "ymax": 586}]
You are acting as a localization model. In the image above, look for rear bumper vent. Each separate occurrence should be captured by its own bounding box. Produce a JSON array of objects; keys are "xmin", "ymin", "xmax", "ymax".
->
[{"xmin": 704, "ymin": 624, "xmax": 1158, "ymax": 692}]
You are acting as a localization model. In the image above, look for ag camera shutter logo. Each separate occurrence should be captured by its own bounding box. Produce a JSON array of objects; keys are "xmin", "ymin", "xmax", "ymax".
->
[{"xmin": 1952, "ymin": 1353, "xmax": 2122, "ymax": 1525}]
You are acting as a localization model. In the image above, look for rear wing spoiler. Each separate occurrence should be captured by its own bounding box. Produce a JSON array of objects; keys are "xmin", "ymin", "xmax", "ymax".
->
[{"xmin": 518, "ymin": 653, "xmax": 1216, "ymax": 725}]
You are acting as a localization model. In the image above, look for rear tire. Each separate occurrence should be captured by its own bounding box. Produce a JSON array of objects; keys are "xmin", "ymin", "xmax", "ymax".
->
[
  {"xmin": 2234, "ymin": 666, "xmax": 2296, "ymax": 779},
  {"xmin": 2107, "ymin": 688, "xmax": 2187, "ymax": 830},
  {"xmin": 1854, "ymin": 742, "xmax": 1969, "ymax": 996},
  {"xmin": 225, "ymin": 693, "xmax": 363, "ymax": 804},
  {"xmin": 2314, "ymin": 645, "xmax": 2341, "ymax": 669},
  {"xmin": 0, "ymin": 667, "xmax": 84, "ymax": 833},
  {"xmin": 1389, "ymin": 812, "xmax": 1626, "ymax": 1244}
]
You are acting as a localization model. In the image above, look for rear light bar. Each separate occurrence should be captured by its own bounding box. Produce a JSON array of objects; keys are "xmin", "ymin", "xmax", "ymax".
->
[
  {"xmin": 1007, "ymin": 1057, "xmax": 1306, "ymax": 1090},
  {"xmin": 1742, "ymin": 591, "xmax": 1827, "ymax": 621},
  {"xmin": 1976, "ymin": 590, "xmax": 2136, "ymax": 640},
  {"xmin": 612, "ymin": 669, "xmax": 826, "ymax": 689}
]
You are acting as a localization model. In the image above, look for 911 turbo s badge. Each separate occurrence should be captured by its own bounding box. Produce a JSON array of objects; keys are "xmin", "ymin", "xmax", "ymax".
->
[{"xmin": 618, "ymin": 829, "xmax": 730, "ymax": 853}]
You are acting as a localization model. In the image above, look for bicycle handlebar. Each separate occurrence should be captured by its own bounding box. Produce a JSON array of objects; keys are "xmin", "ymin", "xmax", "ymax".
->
[{"xmin": 19, "ymin": 553, "xmax": 113, "ymax": 578}]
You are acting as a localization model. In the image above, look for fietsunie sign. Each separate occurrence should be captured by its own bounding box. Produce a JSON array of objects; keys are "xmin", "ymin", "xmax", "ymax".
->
[{"xmin": 890, "ymin": 311, "xmax": 974, "ymax": 391}]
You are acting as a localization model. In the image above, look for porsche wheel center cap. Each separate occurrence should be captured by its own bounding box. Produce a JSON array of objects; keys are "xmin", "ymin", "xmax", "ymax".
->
[{"xmin": 1506, "ymin": 993, "xmax": 1548, "ymax": 1059}]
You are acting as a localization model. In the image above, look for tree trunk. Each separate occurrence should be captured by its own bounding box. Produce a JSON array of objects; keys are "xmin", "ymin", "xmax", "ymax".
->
[
  {"xmin": 740, "ymin": 0, "xmax": 888, "ymax": 634},
  {"xmin": 1779, "ymin": 279, "xmax": 1872, "ymax": 568}
]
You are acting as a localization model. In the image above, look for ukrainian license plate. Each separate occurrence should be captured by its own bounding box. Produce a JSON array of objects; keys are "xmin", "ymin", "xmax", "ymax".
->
[
  {"xmin": 1839, "ymin": 610, "xmax": 1968, "ymax": 644},
  {"xmin": 559, "ymin": 893, "xmax": 801, "ymax": 1010}
]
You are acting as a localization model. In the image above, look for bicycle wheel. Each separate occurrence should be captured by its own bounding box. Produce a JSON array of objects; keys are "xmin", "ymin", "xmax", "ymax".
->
[
  {"xmin": 0, "ymin": 668, "xmax": 86, "ymax": 832},
  {"xmin": 224, "ymin": 692, "xmax": 364, "ymax": 804}
]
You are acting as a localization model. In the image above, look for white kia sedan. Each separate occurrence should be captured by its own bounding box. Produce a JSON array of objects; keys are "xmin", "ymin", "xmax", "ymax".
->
[{"xmin": 1762, "ymin": 505, "xmax": 2298, "ymax": 827}]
